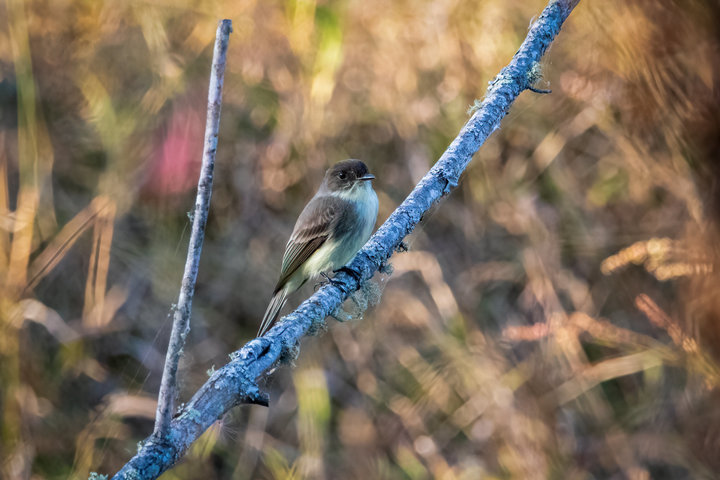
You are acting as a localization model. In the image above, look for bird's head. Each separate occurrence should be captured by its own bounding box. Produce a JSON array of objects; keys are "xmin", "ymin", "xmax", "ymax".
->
[{"xmin": 323, "ymin": 159, "xmax": 375, "ymax": 192}]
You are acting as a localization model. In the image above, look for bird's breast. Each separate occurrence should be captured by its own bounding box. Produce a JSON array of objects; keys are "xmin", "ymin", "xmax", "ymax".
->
[{"xmin": 334, "ymin": 186, "xmax": 378, "ymax": 261}]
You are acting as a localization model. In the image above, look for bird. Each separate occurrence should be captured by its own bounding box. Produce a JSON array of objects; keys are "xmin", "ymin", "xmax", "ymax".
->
[{"xmin": 258, "ymin": 159, "xmax": 379, "ymax": 336}]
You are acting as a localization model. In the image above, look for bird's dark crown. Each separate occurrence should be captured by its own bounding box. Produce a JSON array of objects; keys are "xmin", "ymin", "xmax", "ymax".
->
[{"xmin": 324, "ymin": 159, "xmax": 372, "ymax": 191}]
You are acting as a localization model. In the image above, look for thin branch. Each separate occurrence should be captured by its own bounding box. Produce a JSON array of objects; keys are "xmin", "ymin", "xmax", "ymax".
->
[
  {"xmin": 113, "ymin": 1, "xmax": 579, "ymax": 478},
  {"xmin": 152, "ymin": 19, "xmax": 233, "ymax": 440},
  {"xmin": 529, "ymin": 86, "xmax": 553, "ymax": 94}
]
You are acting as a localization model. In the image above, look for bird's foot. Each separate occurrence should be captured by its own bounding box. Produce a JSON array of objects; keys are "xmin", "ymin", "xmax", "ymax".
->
[
  {"xmin": 333, "ymin": 266, "xmax": 363, "ymax": 284},
  {"xmin": 315, "ymin": 271, "xmax": 347, "ymax": 292}
]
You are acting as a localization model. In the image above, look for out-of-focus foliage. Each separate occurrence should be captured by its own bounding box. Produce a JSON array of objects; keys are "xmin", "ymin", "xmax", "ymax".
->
[{"xmin": 1, "ymin": 0, "xmax": 720, "ymax": 478}]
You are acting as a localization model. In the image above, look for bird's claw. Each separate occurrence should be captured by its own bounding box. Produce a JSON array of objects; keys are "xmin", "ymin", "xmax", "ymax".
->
[
  {"xmin": 315, "ymin": 271, "xmax": 348, "ymax": 293},
  {"xmin": 333, "ymin": 266, "xmax": 363, "ymax": 284}
]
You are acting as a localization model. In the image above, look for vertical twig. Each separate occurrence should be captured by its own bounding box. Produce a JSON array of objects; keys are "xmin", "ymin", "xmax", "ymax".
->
[{"xmin": 153, "ymin": 19, "xmax": 233, "ymax": 440}]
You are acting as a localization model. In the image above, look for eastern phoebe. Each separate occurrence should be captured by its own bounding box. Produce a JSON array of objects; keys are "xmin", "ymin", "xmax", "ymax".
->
[{"xmin": 258, "ymin": 159, "xmax": 379, "ymax": 336}]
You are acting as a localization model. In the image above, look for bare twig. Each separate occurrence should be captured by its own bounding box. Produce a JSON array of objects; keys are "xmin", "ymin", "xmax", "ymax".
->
[
  {"xmin": 152, "ymin": 19, "xmax": 233, "ymax": 440},
  {"xmin": 113, "ymin": 1, "xmax": 579, "ymax": 478},
  {"xmin": 529, "ymin": 86, "xmax": 553, "ymax": 94}
]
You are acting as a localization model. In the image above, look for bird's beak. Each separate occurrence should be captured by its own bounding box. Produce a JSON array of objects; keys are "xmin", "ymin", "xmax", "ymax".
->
[{"xmin": 359, "ymin": 173, "xmax": 375, "ymax": 181}]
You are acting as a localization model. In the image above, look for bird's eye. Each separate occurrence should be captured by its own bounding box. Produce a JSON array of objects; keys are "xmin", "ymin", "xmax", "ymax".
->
[{"xmin": 338, "ymin": 171, "xmax": 347, "ymax": 180}]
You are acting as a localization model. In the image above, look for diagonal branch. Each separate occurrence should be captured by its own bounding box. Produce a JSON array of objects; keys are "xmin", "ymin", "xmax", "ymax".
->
[
  {"xmin": 153, "ymin": 19, "xmax": 233, "ymax": 440},
  {"xmin": 113, "ymin": 1, "xmax": 580, "ymax": 478}
]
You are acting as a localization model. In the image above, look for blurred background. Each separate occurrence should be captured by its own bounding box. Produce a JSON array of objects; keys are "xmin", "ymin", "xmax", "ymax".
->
[{"xmin": 2, "ymin": 0, "xmax": 720, "ymax": 478}]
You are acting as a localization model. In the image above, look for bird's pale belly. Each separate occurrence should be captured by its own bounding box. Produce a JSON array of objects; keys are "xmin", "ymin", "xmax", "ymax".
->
[{"xmin": 292, "ymin": 189, "xmax": 377, "ymax": 290}]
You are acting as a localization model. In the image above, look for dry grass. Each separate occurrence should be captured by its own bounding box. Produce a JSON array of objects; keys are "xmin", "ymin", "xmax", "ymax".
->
[{"xmin": 1, "ymin": 0, "xmax": 720, "ymax": 478}]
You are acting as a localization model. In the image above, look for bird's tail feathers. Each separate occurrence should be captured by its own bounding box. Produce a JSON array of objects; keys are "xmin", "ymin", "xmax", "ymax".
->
[{"xmin": 258, "ymin": 288, "xmax": 288, "ymax": 337}]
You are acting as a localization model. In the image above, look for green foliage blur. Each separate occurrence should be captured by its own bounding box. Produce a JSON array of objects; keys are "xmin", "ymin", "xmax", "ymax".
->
[{"xmin": 1, "ymin": 0, "xmax": 720, "ymax": 478}]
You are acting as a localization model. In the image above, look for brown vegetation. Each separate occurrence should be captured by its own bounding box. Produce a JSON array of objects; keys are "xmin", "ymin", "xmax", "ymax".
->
[{"xmin": 1, "ymin": 0, "xmax": 719, "ymax": 478}]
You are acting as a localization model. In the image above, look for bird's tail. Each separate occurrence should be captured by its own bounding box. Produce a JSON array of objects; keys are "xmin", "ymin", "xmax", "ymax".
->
[{"xmin": 258, "ymin": 288, "xmax": 288, "ymax": 337}]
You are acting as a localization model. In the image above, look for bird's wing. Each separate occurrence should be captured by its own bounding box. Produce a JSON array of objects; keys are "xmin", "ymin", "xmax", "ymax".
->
[{"xmin": 274, "ymin": 196, "xmax": 341, "ymax": 292}]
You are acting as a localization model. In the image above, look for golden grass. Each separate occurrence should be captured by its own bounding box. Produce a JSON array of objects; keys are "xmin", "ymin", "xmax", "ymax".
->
[{"xmin": 1, "ymin": 0, "xmax": 720, "ymax": 478}]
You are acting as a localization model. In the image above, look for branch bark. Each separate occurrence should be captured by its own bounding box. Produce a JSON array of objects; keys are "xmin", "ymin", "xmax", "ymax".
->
[
  {"xmin": 152, "ymin": 19, "xmax": 233, "ymax": 440},
  {"xmin": 113, "ymin": 1, "xmax": 579, "ymax": 478}
]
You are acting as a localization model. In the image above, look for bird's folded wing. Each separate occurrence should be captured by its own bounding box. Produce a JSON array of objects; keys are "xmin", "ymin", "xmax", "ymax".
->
[{"xmin": 274, "ymin": 196, "xmax": 340, "ymax": 292}]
